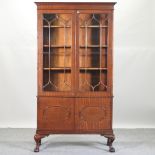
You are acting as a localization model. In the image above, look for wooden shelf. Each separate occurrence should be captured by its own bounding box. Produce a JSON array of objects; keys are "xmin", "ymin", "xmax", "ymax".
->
[
  {"xmin": 80, "ymin": 67, "xmax": 107, "ymax": 70},
  {"xmin": 43, "ymin": 67, "xmax": 107, "ymax": 71},
  {"xmin": 43, "ymin": 67, "xmax": 71, "ymax": 71},
  {"xmin": 80, "ymin": 25, "xmax": 108, "ymax": 28},
  {"xmin": 44, "ymin": 45, "xmax": 107, "ymax": 48},
  {"xmin": 43, "ymin": 51, "xmax": 71, "ymax": 54},
  {"xmin": 80, "ymin": 51, "xmax": 107, "ymax": 55},
  {"xmin": 80, "ymin": 45, "xmax": 108, "ymax": 48},
  {"xmin": 43, "ymin": 25, "xmax": 71, "ymax": 28},
  {"xmin": 43, "ymin": 45, "xmax": 71, "ymax": 48}
]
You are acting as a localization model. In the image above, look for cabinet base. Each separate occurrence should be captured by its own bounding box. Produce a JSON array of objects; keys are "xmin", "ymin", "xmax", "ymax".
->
[{"xmin": 34, "ymin": 131, "xmax": 115, "ymax": 152}]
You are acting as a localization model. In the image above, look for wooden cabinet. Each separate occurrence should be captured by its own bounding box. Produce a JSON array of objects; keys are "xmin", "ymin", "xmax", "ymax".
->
[{"xmin": 34, "ymin": 2, "xmax": 116, "ymax": 152}]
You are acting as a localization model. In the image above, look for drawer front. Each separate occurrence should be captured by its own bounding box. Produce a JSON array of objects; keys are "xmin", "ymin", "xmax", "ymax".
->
[
  {"xmin": 75, "ymin": 98, "xmax": 112, "ymax": 131},
  {"xmin": 38, "ymin": 97, "xmax": 74, "ymax": 131}
]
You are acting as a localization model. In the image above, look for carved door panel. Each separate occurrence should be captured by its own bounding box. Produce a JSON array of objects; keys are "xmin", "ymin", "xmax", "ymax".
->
[
  {"xmin": 75, "ymin": 98, "xmax": 112, "ymax": 132},
  {"xmin": 38, "ymin": 97, "xmax": 74, "ymax": 131}
]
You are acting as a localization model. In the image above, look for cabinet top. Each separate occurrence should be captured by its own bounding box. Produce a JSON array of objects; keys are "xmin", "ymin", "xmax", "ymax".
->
[{"xmin": 35, "ymin": 2, "xmax": 116, "ymax": 10}]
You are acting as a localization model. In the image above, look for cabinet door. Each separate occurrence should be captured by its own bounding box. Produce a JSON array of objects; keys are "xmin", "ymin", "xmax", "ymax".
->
[
  {"xmin": 38, "ymin": 97, "xmax": 74, "ymax": 131},
  {"xmin": 38, "ymin": 11, "xmax": 75, "ymax": 96},
  {"xmin": 76, "ymin": 11, "xmax": 113, "ymax": 95},
  {"xmin": 75, "ymin": 98, "xmax": 112, "ymax": 132}
]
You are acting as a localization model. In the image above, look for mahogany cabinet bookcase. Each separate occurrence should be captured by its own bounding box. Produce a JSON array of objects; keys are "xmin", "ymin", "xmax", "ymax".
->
[{"xmin": 34, "ymin": 2, "xmax": 116, "ymax": 152}]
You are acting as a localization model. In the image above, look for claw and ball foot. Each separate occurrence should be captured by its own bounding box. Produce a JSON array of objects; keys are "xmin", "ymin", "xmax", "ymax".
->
[{"xmin": 109, "ymin": 146, "xmax": 115, "ymax": 152}]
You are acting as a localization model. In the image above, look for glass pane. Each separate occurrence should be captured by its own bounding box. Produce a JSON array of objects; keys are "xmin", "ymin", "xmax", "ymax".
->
[
  {"xmin": 42, "ymin": 14, "xmax": 72, "ymax": 91},
  {"xmin": 79, "ymin": 13, "xmax": 109, "ymax": 92},
  {"xmin": 79, "ymin": 70, "xmax": 107, "ymax": 91}
]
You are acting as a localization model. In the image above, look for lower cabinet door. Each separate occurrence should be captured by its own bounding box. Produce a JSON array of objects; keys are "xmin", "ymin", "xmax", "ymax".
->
[
  {"xmin": 75, "ymin": 98, "xmax": 112, "ymax": 132},
  {"xmin": 38, "ymin": 97, "xmax": 74, "ymax": 131}
]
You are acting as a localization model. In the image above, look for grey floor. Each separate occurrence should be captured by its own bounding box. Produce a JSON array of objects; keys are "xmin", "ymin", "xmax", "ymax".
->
[{"xmin": 0, "ymin": 129, "xmax": 155, "ymax": 155}]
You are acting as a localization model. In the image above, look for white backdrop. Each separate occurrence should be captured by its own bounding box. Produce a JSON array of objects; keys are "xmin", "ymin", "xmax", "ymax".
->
[{"xmin": 0, "ymin": 0, "xmax": 155, "ymax": 128}]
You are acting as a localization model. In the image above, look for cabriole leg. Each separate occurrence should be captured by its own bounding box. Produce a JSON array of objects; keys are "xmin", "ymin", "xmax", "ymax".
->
[
  {"xmin": 101, "ymin": 134, "xmax": 115, "ymax": 152},
  {"xmin": 106, "ymin": 135, "xmax": 115, "ymax": 152},
  {"xmin": 34, "ymin": 134, "xmax": 45, "ymax": 152}
]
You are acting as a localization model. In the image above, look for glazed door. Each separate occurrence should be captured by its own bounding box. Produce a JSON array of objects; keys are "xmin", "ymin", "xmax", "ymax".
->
[
  {"xmin": 75, "ymin": 10, "xmax": 113, "ymax": 96},
  {"xmin": 38, "ymin": 11, "xmax": 76, "ymax": 96}
]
